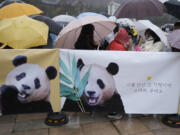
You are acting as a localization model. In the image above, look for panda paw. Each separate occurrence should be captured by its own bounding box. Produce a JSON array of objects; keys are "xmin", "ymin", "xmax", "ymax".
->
[{"xmin": 0, "ymin": 85, "xmax": 18, "ymax": 95}]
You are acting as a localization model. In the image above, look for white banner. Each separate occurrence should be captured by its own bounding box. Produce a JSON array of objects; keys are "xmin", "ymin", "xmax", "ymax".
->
[{"xmin": 60, "ymin": 49, "xmax": 180, "ymax": 114}]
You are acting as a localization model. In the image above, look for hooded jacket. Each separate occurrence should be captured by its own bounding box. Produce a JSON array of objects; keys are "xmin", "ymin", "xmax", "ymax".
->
[{"xmin": 108, "ymin": 29, "xmax": 130, "ymax": 51}]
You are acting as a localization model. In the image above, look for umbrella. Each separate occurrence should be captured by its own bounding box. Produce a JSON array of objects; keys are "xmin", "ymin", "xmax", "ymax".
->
[
  {"xmin": 114, "ymin": 0, "xmax": 167, "ymax": 19},
  {"xmin": 108, "ymin": 16, "xmax": 117, "ymax": 22},
  {"xmin": 30, "ymin": 15, "xmax": 62, "ymax": 35},
  {"xmin": 0, "ymin": 15, "xmax": 49, "ymax": 49},
  {"xmin": 52, "ymin": 15, "xmax": 76, "ymax": 28},
  {"xmin": 167, "ymin": 29, "xmax": 180, "ymax": 49},
  {"xmin": 56, "ymin": 21, "xmax": 69, "ymax": 28},
  {"xmin": 0, "ymin": 2, "xmax": 43, "ymax": 19},
  {"xmin": 0, "ymin": 0, "xmax": 24, "ymax": 8},
  {"xmin": 55, "ymin": 16, "xmax": 116, "ymax": 49},
  {"xmin": 164, "ymin": 0, "xmax": 180, "ymax": 19},
  {"xmin": 116, "ymin": 18, "xmax": 135, "ymax": 27},
  {"xmin": 52, "ymin": 15, "xmax": 76, "ymax": 23},
  {"xmin": 77, "ymin": 12, "xmax": 107, "ymax": 19},
  {"xmin": 136, "ymin": 20, "xmax": 170, "ymax": 51}
]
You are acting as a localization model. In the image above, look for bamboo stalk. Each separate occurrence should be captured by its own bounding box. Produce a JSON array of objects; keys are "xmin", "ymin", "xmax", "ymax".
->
[
  {"xmin": 77, "ymin": 101, "xmax": 83, "ymax": 112},
  {"xmin": 79, "ymin": 99, "xmax": 85, "ymax": 112}
]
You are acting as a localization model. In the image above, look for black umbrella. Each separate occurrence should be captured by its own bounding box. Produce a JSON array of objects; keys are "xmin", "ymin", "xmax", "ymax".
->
[
  {"xmin": 114, "ymin": 0, "xmax": 167, "ymax": 19},
  {"xmin": 0, "ymin": 0, "xmax": 24, "ymax": 8},
  {"xmin": 30, "ymin": 15, "xmax": 62, "ymax": 35},
  {"xmin": 164, "ymin": 0, "xmax": 180, "ymax": 19}
]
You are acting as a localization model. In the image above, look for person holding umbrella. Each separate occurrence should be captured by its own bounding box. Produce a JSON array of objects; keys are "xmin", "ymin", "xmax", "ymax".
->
[
  {"xmin": 169, "ymin": 21, "xmax": 180, "ymax": 52},
  {"xmin": 162, "ymin": 21, "xmax": 180, "ymax": 128},
  {"xmin": 140, "ymin": 29, "xmax": 164, "ymax": 52},
  {"xmin": 74, "ymin": 24, "xmax": 100, "ymax": 50}
]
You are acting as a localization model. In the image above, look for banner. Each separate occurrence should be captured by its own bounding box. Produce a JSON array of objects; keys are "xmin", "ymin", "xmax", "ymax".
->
[
  {"xmin": 0, "ymin": 49, "xmax": 60, "ymax": 115},
  {"xmin": 60, "ymin": 49, "xmax": 180, "ymax": 114}
]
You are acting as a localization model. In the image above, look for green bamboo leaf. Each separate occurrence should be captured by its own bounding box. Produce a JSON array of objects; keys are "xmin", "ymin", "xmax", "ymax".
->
[
  {"xmin": 77, "ymin": 66, "xmax": 91, "ymax": 97},
  {"xmin": 66, "ymin": 95, "xmax": 80, "ymax": 101},
  {"xmin": 60, "ymin": 91, "xmax": 72, "ymax": 97},
  {"xmin": 59, "ymin": 58, "xmax": 71, "ymax": 77},
  {"xmin": 60, "ymin": 83, "xmax": 76, "ymax": 96},
  {"xmin": 75, "ymin": 68, "xmax": 80, "ymax": 88},
  {"xmin": 67, "ymin": 52, "xmax": 71, "ymax": 71},
  {"xmin": 60, "ymin": 73, "xmax": 72, "ymax": 85},
  {"xmin": 72, "ymin": 56, "xmax": 77, "ymax": 80}
]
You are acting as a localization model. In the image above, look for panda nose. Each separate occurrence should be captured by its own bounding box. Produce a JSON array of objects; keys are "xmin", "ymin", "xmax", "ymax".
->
[
  {"xmin": 22, "ymin": 84, "xmax": 30, "ymax": 90},
  {"xmin": 87, "ymin": 91, "xmax": 95, "ymax": 96}
]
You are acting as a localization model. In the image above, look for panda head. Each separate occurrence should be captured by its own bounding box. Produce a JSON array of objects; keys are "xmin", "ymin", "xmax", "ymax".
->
[
  {"xmin": 77, "ymin": 59, "xmax": 119, "ymax": 106},
  {"xmin": 5, "ymin": 55, "xmax": 57, "ymax": 103}
]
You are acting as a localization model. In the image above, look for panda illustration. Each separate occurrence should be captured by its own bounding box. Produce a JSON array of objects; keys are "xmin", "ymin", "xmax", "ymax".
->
[
  {"xmin": 0, "ymin": 55, "xmax": 57, "ymax": 115},
  {"xmin": 62, "ymin": 59, "xmax": 125, "ymax": 114}
]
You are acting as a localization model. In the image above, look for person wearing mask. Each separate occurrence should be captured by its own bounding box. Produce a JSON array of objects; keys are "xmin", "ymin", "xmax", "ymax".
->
[{"xmin": 140, "ymin": 29, "xmax": 164, "ymax": 52}]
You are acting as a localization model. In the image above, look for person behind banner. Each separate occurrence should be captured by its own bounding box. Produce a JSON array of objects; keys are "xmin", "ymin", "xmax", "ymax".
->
[
  {"xmin": 100, "ymin": 23, "xmax": 120, "ymax": 50},
  {"xmin": 169, "ymin": 21, "xmax": 180, "ymax": 52},
  {"xmin": 74, "ymin": 24, "xmax": 100, "ymax": 50},
  {"xmin": 140, "ymin": 29, "xmax": 164, "ymax": 52},
  {"xmin": 107, "ymin": 29, "xmax": 131, "ymax": 51}
]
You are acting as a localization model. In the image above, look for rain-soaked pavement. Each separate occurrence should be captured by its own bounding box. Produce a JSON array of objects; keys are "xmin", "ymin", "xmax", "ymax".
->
[{"xmin": 0, "ymin": 112, "xmax": 180, "ymax": 135}]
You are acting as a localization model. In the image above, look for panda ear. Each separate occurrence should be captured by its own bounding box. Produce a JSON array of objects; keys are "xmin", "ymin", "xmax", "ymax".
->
[
  {"xmin": 46, "ymin": 66, "xmax": 57, "ymax": 80},
  {"xmin": 106, "ymin": 63, "xmax": 119, "ymax": 75},
  {"xmin": 77, "ymin": 58, "xmax": 84, "ymax": 70},
  {"xmin": 13, "ymin": 55, "xmax": 27, "ymax": 67}
]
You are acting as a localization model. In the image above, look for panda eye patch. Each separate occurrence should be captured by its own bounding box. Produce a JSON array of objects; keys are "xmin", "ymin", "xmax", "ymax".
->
[
  {"xmin": 34, "ymin": 78, "xmax": 41, "ymax": 89},
  {"xmin": 97, "ymin": 79, "xmax": 105, "ymax": 89},
  {"xmin": 16, "ymin": 72, "xmax": 26, "ymax": 81}
]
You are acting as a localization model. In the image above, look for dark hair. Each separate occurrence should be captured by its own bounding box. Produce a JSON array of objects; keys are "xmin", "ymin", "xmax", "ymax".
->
[
  {"xmin": 145, "ymin": 29, "xmax": 160, "ymax": 43},
  {"xmin": 74, "ymin": 24, "xmax": 97, "ymax": 50},
  {"xmin": 174, "ymin": 21, "xmax": 180, "ymax": 30},
  {"xmin": 113, "ymin": 23, "xmax": 119, "ymax": 34}
]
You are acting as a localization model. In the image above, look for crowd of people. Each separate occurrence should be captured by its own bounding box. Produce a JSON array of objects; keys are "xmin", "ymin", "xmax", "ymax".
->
[{"xmin": 74, "ymin": 21, "xmax": 180, "ymax": 54}]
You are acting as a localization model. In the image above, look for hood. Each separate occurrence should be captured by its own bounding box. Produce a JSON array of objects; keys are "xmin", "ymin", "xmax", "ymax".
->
[{"xmin": 114, "ymin": 29, "xmax": 130, "ymax": 44}]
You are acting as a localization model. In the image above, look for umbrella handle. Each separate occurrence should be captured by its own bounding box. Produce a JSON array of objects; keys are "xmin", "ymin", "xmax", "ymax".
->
[{"xmin": 0, "ymin": 43, "xmax": 8, "ymax": 49}]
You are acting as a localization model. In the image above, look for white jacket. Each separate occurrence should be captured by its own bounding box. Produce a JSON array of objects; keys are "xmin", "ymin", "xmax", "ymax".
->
[{"xmin": 141, "ymin": 40, "xmax": 164, "ymax": 52}]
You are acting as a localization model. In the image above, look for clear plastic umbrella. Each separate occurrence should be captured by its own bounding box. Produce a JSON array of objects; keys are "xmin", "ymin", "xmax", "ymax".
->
[
  {"xmin": 52, "ymin": 15, "xmax": 76, "ymax": 23},
  {"xmin": 168, "ymin": 29, "xmax": 180, "ymax": 49},
  {"xmin": 135, "ymin": 20, "xmax": 171, "ymax": 51}
]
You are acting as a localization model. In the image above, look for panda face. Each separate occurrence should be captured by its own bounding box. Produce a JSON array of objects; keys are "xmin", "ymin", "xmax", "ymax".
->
[
  {"xmin": 80, "ymin": 64, "xmax": 116, "ymax": 106},
  {"xmin": 5, "ymin": 64, "xmax": 50, "ymax": 103}
]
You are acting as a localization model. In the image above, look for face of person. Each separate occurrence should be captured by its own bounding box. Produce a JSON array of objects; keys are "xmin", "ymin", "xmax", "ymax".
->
[{"xmin": 145, "ymin": 32, "xmax": 150, "ymax": 39}]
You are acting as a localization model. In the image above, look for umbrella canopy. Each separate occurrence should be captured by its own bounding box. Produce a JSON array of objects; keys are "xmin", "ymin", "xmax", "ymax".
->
[
  {"xmin": 0, "ymin": 2, "xmax": 43, "ymax": 19},
  {"xmin": 77, "ymin": 12, "xmax": 107, "ymax": 19},
  {"xmin": 52, "ymin": 15, "xmax": 76, "ymax": 23},
  {"xmin": 30, "ymin": 15, "xmax": 62, "ymax": 35},
  {"xmin": 55, "ymin": 16, "xmax": 116, "ymax": 49},
  {"xmin": 164, "ymin": 0, "xmax": 180, "ymax": 19},
  {"xmin": 167, "ymin": 29, "xmax": 180, "ymax": 49},
  {"xmin": 116, "ymin": 18, "xmax": 135, "ymax": 27},
  {"xmin": 0, "ymin": 0, "xmax": 24, "ymax": 8},
  {"xmin": 135, "ymin": 20, "xmax": 170, "ymax": 51},
  {"xmin": 0, "ymin": 15, "xmax": 49, "ymax": 49},
  {"xmin": 114, "ymin": 0, "xmax": 167, "ymax": 19}
]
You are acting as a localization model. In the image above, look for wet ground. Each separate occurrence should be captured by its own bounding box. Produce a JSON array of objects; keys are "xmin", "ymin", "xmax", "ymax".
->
[{"xmin": 0, "ymin": 112, "xmax": 180, "ymax": 135}]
